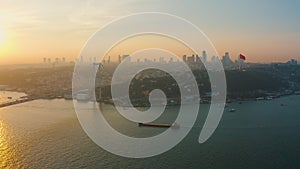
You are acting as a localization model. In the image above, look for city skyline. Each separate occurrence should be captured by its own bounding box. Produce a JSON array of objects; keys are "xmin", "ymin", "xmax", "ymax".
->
[
  {"xmin": 0, "ymin": 0, "xmax": 299, "ymax": 64},
  {"xmin": 41, "ymin": 51, "xmax": 298, "ymax": 66}
]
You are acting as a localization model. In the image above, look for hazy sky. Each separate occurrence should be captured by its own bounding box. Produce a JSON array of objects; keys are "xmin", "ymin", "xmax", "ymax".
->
[{"xmin": 0, "ymin": 0, "xmax": 299, "ymax": 64}]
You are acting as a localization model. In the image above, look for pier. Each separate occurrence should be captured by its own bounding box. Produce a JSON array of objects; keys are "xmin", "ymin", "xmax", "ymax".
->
[{"xmin": 0, "ymin": 98, "xmax": 35, "ymax": 108}]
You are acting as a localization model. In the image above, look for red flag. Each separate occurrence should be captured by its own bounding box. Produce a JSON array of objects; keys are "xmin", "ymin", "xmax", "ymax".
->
[{"xmin": 239, "ymin": 54, "xmax": 246, "ymax": 60}]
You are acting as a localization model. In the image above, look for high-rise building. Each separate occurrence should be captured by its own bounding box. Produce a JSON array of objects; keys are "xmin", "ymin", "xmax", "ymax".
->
[
  {"xmin": 196, "ymin": 54, "xmax": 201, "ymax": 63},
  {"xmin": 211, "ymin": 55, "xmax": 220, "ymax": 62},
  {"xmin": 287, "ymin": 59, "xmax": 298, "ymax": 65},
  {"xmin": 55, "ymin": 58, "xmax": 60, "ymax": 64},
  {"xmin": 182, "ymin": 55, "xmax": 187, "ymax": 63},
  {"xmin": 118, "ymin": 55, "xmax": 122, "ymax": 63},
  {"xmin": 159, "ymin": 57, "xmax": 165, "ymax": 63},
  {"xmin": 221, "ymin": 52, "xmax": 234, "ymax": 68},
  {"xmin": 202, "ymin": 51, "xmax": 207, "ymax": 63},
  {"xmin": 187, "ymin": 54, "xmax": 195, "ymax": 64}
]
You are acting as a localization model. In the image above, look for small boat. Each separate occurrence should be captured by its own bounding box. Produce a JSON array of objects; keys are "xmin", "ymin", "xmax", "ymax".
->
[
  {"xmin": 256, "ymin": 97, "xmax": 264, "ymax": 101},
  {"xmin": 229, "ymin": 108, "xmax": 236, "ymax": 112},
  {"xmin": 76, "ymin": 93, "xmax": 90, "ymax": 101}
]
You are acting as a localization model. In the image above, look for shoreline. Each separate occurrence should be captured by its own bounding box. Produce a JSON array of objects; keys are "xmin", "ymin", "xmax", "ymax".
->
[{"xmin": 1, "ymin": 90, "xmax": 299, "ymax": 109}]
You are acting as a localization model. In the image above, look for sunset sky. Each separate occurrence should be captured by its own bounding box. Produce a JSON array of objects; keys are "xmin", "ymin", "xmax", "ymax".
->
[{"xmin": 0, "ymin": 0, "xmax": 299, "ymax": 64}]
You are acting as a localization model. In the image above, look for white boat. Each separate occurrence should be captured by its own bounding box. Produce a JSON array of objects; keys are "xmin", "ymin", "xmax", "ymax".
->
[
  {"xmin": 256, "ymin": 97, "xmax": 264, "ymax": 101},
  {"xmin": 76, "ymin": 93, "xmax": 90, "ymax": 101}
]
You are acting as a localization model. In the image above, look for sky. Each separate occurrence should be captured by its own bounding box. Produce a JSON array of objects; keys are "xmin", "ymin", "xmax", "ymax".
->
[{"xmin": 0, "ymin": 0, "xmax": 299, "ymax": 64}]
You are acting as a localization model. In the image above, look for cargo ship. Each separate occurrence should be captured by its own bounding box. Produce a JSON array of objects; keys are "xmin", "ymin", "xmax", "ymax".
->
[{"xmin": 138, "ymin": 122, "xmax": 180, "ymax": 129}]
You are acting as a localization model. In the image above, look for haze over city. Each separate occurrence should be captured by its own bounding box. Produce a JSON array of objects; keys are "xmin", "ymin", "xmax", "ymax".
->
[
  {"xmin": 0, "ymin": 0, "xmax": 299, "ymax": 65},
  {"xmin": 1, "ymin": 1, "xmax": 300, "ymax": 169}
]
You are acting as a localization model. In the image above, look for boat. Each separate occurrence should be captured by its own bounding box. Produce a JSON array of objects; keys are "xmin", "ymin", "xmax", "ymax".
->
[
  {"xmin": 64, "ymin": 93, "xmax": 73, "ymax": 100},
  {"xmin": 138, "ymin": 122, "xmax": 180, "ymax": 129},
  {"xmin": 76, "ymin": 93, "xmax": 90, "ymax": 101},
  {"xmin": 256, "ymin": 97, "xmax": 264, "ymax": 101},
  {"xmin": 229, "ymin": 108, "xmax": 236, "ymax": 112}
]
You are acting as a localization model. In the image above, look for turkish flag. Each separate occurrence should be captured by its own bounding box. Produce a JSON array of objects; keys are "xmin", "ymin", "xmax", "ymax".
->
[{"xmin": 239, "ymin": 54, "xmax": 246, "ymax": 60}]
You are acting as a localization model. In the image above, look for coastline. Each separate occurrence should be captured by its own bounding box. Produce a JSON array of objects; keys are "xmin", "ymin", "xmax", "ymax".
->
[{"xmin": 1, "ymin": 89, "xmax": 299, "ymax": 109}]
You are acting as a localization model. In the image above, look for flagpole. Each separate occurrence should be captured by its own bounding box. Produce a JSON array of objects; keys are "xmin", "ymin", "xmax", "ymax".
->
[
  {"xmin": 238, "ymin": 54, "xmax": 246, "ymax": 71},
  {"xmin": 238, "ymin": 55, "xmax": 241, "ymax": 71}
]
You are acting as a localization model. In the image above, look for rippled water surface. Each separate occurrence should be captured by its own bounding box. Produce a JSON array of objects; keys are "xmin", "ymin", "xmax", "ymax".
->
[{"xmin": 0, "ymin": 95, "xmax": 300, "ymax": 168}]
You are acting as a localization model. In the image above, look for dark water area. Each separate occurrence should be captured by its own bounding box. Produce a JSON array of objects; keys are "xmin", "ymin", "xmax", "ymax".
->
[{"xmin": 0, "ymin": 95, "xmax": 300, "ymax": 168}]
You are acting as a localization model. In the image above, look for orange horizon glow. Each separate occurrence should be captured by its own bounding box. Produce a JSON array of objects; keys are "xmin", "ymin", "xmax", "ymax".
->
[
  {"xmin": 0, "ymin": 31, "xmax": 298, "ymax": 65},
  {"xmin": 0, "ymin": 25, "xmax": 298, "ymax": 65},
  {"xmin": 0, "ymin": 1, "xmax": 299, "ymax": 65}
]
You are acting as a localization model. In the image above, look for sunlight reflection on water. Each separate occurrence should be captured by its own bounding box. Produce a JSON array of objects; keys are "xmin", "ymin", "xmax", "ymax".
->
[
  {"xmin": 0, "ymin": 115, "xmax": 24, "ymax": 169},
  {"xmin": 0, "ymin": 120, "xmax": 10, "ymax": 168}
]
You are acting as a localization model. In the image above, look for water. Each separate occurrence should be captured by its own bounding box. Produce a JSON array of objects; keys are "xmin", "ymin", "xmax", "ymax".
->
[{"xmin": 0, "ymin": 95, "xmax": 300, "ymax": 168}]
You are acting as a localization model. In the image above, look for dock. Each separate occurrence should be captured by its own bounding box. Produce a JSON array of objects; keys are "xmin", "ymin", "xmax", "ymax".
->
[{"xmin": 0, "ymin": 98, "xmax": 34, "ymax": 108}]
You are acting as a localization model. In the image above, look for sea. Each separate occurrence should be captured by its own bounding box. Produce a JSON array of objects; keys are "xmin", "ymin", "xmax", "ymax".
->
[{"xmin": 0, "ymin": 92, "xmax": 300, "ymax": 169}]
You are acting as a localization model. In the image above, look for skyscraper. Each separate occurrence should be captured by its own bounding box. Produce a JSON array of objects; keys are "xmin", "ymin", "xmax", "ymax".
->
[
  {"xmin": 196, "ymin": 54, "xmax": 201, "ymax": 63},
  {"xmin": 55, "ymin": 58, "xmax": 60, "ymax": 64},
  {"xmin": 187, "ymin": 54, "xmax": 195, "ymax": 64},
  {"xmin": 202, "ymin": 51, "xmax": 207, "ymax": 63},
  {"xmin": 221, "ymin": 52, "xmax": 234, "ymax": 68},
  {"xmin": 118, "ymin": 55, "xmax": 121, "ymax": 63},
  {"xmin": 183, "ymin": 55, "xmax": 187, "ymax": 63},
  {"xmin": 159, "ymin": 57, "xmax": 165, "ymax": 63}
]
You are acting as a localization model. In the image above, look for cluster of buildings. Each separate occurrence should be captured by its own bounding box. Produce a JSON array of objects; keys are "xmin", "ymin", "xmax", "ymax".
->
[
  {"xmin": 43, "ymin": 51, "xmax": 299, "ymax": 69},
  {"xmin": 286, "ymin": 59, "xmax": 298, "ymax": 65},
  {"xmin": 106, "ymin": 52, "xmax": 299, "ymax": 70},
  {"xmin": 43, "ymin": 57, "xmax": 68, "ymax": 65},
  {"xmin": 182, "ymin": 51, "xmax": 245, "ymax": 69},
  {"xmin": 100, "ymin": 51, "xmax": 246, "ymax": 70}
]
